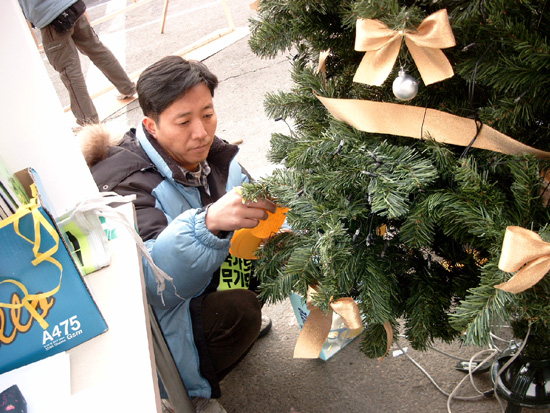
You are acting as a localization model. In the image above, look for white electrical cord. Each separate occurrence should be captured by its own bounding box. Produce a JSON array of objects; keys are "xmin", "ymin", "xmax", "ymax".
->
[
  {"xmin": 396, "ymin": 323, "xmax": 532, "ymax": 413},
  {"xmin": 428, "ymin": 345, "xmax": 472, "ymax": 361},
  {"xmin": 395, "ymin": 340, "xmax": 492, "ymax": 403},
  {"xmin": 445, "ymin": 348, "xmax": 499, "ymax": 413},
  {"xmin": 492, "ymin": 323, "xmax": 532, "ymax": 412}
]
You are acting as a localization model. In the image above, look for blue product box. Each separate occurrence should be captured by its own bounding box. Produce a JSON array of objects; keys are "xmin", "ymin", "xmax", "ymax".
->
[{"xmin": 0, "ymin": 170, "xmax": 108, "ymax": 374}]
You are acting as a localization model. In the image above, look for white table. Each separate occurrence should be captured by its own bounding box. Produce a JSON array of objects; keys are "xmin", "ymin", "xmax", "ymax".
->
[{"xmin": 67, "ymin": 206, "xmax": 161, "ymax": 412}]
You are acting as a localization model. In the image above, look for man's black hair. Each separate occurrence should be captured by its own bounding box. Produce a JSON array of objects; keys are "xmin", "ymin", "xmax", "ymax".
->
[{"xmin": 137, "ymin": 56, "xmax": 219, "ymax": 122}]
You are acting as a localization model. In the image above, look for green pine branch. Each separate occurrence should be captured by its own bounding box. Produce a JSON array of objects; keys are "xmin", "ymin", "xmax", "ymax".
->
[{"xmin": 450, "ymin": 261, "xmax": 515, "ymax": 348}]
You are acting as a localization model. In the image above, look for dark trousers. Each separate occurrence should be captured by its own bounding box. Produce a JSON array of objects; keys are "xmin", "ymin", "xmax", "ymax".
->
[
  {"xmin": 190, "ymin": 289, "xmax": 262, "ymax": 397},
  {"xmin": 201, "ymin": 289, "xmax": 262, "ymax": 375}
]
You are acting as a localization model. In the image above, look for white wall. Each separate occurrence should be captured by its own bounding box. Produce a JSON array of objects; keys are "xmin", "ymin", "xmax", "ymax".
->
[{"xmin": 1, "ymin": 0, "xmax": 98, "ymax": 217}]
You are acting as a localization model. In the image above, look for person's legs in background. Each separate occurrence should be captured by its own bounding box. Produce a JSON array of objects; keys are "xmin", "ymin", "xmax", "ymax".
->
[
  {"xmin": 71, "ymin": 15, "xmax": 135, "ymax": 98},
  {"xmin": 41, "ymin": 23, "xmax": 99, "ymax": 126}
]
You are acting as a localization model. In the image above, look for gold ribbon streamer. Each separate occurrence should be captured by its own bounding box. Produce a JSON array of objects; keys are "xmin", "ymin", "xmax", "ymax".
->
[
  {"xmin": 0, "ymin": 196, "xmax": 64, "ymax": 329},
  {"xmin": 495, "ymin": 226, "xmax": 550, "ymax": 293},
  {"xmin": 294, "ymin": 286, "xmax": 393, "ymax": 360},
  {"xmin": 294, "ymin": 286, "xmax": 363, "ymax": 358},
  {"xmin": 316, "ymin": 94, "xmax": 550, "ymax": 159},
  {"xmin": 381, "ymin": 321, "xmax": 393, "ymax": 361},
  {"xmin": 354, "ymin": 9, "xmax": 456, "ymax": 86},
  {"xmin": 316, "ymin": 50, "xmax": 330, "ymax": 75}
]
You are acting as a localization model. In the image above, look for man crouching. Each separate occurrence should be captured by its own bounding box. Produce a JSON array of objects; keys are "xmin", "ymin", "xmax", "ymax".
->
[{"xmin": 80, "ymin": 56, "xmax": 274, "ymax": 413}]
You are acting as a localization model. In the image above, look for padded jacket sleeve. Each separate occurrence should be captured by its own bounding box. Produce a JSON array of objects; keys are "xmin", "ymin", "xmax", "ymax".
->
[
  {"xmin": 145, "ymin": 207, "xmax": 231, "ymax": 308},
  {"xmin": 113, "ymin": 176, "xmax": 231, "ymax": 308},
  {"xmin": 107, "ymin": 155, "xmax": 249, "ymax": 308}
]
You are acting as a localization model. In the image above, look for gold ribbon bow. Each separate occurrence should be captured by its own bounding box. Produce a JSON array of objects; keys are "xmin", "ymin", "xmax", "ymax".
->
[
  {"xmin": 354, "ymin": 9, "xmax": 456, "ymax": 86},
  {"xmin": 495, "ymin": 226, "xmax": 550, "ymax": 293},
  {"xmin": 0, "ymin": 191, "xmax": 63, "ymax": 329},
  {"xmin": 293, "ymin": 286, "xmax": 393, "ymax": 360}
]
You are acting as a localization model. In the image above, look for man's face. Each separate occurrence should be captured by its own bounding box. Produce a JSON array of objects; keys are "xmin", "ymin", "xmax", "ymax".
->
[{"xmin": 143, "ymin": 82, "xmax": 217, "ymax": 171}]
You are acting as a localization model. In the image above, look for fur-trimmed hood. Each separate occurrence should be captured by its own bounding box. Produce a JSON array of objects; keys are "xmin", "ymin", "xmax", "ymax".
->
[{"xmin": 78, "ymin": 123, "xmax": 123, "ymax": 168}]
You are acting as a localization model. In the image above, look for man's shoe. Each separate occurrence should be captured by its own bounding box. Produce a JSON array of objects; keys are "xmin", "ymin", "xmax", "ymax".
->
[
  {"xmin": 191, "ymin": 397, "xmax": 227, "ymax": 413},
  {"xmin": 259, "ymin": 314, "xmax": 272, "ymax": 338}
]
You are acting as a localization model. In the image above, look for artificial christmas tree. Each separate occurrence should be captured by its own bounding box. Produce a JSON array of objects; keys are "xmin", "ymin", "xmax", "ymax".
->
[{"xmin": 246, "ymin": 0, "xmax": 550, "ymax": 409}]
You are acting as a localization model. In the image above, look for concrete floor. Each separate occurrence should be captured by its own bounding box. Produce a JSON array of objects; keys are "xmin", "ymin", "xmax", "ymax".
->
[{"xmin": 36, "ymin": 1, "xmax": 544, "ymax": 412}]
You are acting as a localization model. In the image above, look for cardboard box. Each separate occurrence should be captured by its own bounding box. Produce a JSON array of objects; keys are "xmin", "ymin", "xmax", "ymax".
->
[
  {"xmin": 0, "ymin": 168, "xmax": 108, "ymax": 374},
  {"xmin": 289, "ymin": 292, "xmax": 364, "ymax": 360}
]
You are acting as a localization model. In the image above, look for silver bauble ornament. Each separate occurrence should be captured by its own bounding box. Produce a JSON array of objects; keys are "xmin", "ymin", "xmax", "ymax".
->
[{"xmin": 392, "ymin": 69, "xmax": 419, "ymax": 101}]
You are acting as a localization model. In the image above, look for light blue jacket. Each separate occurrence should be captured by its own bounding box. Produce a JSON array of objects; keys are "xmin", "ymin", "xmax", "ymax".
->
[{"xmin": 91, "ymin": 124, "xmax": 248, "ymax": 398}]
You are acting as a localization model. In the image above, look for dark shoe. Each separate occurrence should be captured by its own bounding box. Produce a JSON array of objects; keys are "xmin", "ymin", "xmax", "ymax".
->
[{"xmin": 259, "ymin": 315, "xmax": 272, "ymax": 338}]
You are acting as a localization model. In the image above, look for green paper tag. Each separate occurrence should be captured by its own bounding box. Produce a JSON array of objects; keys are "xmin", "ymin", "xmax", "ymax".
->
[{"xmin": 218, "ymin": 254, "xmax": 253, "ymax": 291}]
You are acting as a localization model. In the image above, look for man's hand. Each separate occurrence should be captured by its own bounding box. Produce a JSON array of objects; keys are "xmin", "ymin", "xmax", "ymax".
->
[{"xmin": 205, "ymin": 187, "xmax": 277, "ymax": 235}]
